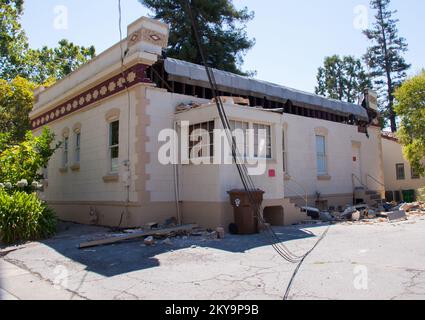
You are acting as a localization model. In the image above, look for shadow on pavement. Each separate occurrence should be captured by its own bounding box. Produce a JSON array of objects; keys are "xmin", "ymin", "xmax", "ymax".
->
[{"xmin": 2, "ymin": 221, "xmax": 323, "ymax": 278}]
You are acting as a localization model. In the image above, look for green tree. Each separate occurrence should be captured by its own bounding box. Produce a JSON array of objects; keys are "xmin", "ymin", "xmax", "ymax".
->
[
  {"xmin": 395, "ymin": 71, "xmax": 425, "ymax": 175},
  {"xmin": 0, "ymin": 76, "xmax": 36, "ymax": 142},
  {"xmin": 0, "ymin": 0, "xmax": 29, "ymax": 80},
  {"xmin": 363, "ymin": 0, "xmax": 411, "ymax": 132},
  {"xmin": 139, "ymin": 0, "xmax": 255, "ymax": 75},
  {"xmin": 0, "ymin": 127, "xmax": 59, "ymax": 187},
  {"xmin": 27, "ymin": 40, "xmax": 96, "ymax": 83},
  {"xmin": 315, "ymin": 55, "xmax": 371, "ymax": 103}
]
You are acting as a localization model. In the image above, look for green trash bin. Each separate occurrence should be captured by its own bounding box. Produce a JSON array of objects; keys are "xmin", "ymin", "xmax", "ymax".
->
[{"xmin": 402, "ymin": 190, "xmax": 416, "ymax": 203}]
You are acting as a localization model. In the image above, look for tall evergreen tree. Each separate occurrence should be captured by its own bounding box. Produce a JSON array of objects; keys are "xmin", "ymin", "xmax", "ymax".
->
[
  {"xmin": 139, "ymin": 0, "xmax": 255, "ymax": 75},
  {"xmin": 363, "ymin": 0, "xmax": 410, "ymax": 132},
  {"xmin": 315, "ymin": 55, "xmax": 371, "ymax": 103}
]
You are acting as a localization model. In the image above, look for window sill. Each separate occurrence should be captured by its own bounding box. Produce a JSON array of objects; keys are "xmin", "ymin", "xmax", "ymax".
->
[
  {"xmin": 318, "ymin": 175, "xmax": 332, "ymax": 181},
  {"xmin": 103, "ymin": 174, "xmax": 119, "ymax": 183},
  {"xmin": 70, "ymin": 163, "xmax": 80, "ymax": 171},
  {"xmin": 59, "ymin": 167, "xmax": 68, "ymax": 174}
]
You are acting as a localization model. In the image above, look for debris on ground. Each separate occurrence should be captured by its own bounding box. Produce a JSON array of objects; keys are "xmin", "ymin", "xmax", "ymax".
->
[
  {"xmin": 144, "ymin": 236, "xmax": 155, "ymax": 246},
  {"xmin": 387, "ymin": 210, "xmax": 407, "ymax": 222},
  {"xmin": 216, "ymin": 227, "xmax": 225, "ymax": 239},
  {"xmin": 303, "ymin": 201, "xmax": 425, "ymax": 226},
  {"xmin": 79, "ymin": 224, "xmax": 197, "ymax": 249}
]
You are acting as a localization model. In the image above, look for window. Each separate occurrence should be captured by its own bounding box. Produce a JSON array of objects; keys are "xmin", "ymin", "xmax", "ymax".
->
[
  {"xmin": 109, "ymin": 121, "xmax": 119, "ymax": 173},
  {"xmin": 316, "ymin": 135, "xmax": 327, "ymax": 175},
  {"xmin": 282, "ymin": 129, "xmax": 287, "ymax": 173},
  {"xmin": 396, "ymin": 164, "xmax": 405, "ymax": 180},
  {"xmin": 229, "ymin": 120, "xmax": 249, "ymax": 158},
  {"xmin": 75, "ymin": 132, "xmax": 81, "ymax": 163},
  {"xmin": 62, "ymin": 137, "xmax": 69, "ymax": 168},
  {"xmin": 228, "ymin": 121, "xmax": 272, "ymax": 159},
  {"xmin": 253, "ymin": 123, "xmax": 272, "ymax": 159},
  {"xmin": 189, "ymin": 121, "xmax": 215, "ymax": 159},
  {"xmin": 411, "ymin": 167, "xmax": 420, "ymax": 179}
]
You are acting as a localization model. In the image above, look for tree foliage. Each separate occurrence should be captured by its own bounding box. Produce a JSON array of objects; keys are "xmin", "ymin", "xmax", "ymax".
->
[
  {"xmin": 363, "ymin": 0, "xmax": 410, "ymax": 132},
  {"xmin": 395, "ymin": 71, "xmax": 425, "ymax": 175},
  {"xmin": 0, "ymin": 128, "xmax": 59, "ymax": 187},
  {"xmin": 139, "ymin": 0, "xmax": 255, "ymax": 75},
  {"xmin": 0, "ymin": 76, "xmax": 36, "ymax": 142},
  {"xmin": 0, "ymin": 0, "xmax": 95, "ymax": 142},
  {"xmin": 315, "ymin": 55, "xmax": 371, "ymax": 103}
]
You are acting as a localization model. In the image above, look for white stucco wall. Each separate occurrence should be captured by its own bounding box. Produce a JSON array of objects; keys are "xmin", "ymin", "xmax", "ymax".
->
[
  {"xmin": 283, "ymin": 114, "xmax": 384, "ymax": 198},
  {"xmin": 36, "ymin": 91, "xmax": 140, "ymax": 203},
  {"xmin": 382, "ymin": 138, "xmax": 425, "ymax": 192}
]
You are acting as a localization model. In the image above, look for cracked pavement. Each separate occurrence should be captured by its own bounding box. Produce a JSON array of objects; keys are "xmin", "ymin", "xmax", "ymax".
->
[{"xmin": 1, "ymin": 216, "xmax": 425, "ymax": 300}]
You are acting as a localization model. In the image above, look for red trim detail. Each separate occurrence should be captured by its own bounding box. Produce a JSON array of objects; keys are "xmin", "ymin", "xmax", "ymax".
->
[{"xmin": 31, "ymin": 64, "xmax": 151, "ymax": 130}]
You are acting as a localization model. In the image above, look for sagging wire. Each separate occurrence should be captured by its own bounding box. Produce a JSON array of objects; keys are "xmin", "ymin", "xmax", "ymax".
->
[
  {"xmin": 117, "ymin": 0, "xmax": 132, "ymax": 228},
  {"xmin": 185, "ymin": 1, "xmax": 304, "ymax": 264}
]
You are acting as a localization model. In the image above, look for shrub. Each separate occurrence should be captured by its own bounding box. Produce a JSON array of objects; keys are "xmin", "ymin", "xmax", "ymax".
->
[
  {"xmin": 418, "ymin": 187, "xmax": 425, "ymax": 202},
  {"xmin": 0, "ymin": 190, "xmax": 57, "ymax": 244}
]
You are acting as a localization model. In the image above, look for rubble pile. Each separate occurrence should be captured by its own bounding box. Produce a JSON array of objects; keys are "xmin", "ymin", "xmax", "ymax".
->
[{"xmin": 308, "ymin": 201, "xmax": 425, "ymax": 225}]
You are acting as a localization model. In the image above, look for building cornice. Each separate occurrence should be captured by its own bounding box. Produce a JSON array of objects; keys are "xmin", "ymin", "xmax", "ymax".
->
[{"xmin": 30, "ymin": 63, "xmax": 151, "ymax": 130}]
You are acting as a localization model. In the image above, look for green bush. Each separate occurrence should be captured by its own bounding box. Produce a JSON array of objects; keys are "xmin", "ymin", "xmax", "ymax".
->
[
  {"xmin": 0, "ymin": 190, "xmax": 57, "ymax": 244},
  {"xmin": 418, "ymin": 187, "xmax": 425, "ymax": 202}
]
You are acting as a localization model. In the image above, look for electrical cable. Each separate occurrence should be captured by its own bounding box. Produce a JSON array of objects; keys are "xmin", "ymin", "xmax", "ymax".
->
[
  {"xmin": 118, "ymin": 0, "xmax": 132, "ymax": 228},
  {"xmin": 185, "ymin": 1, "xmax": 304, "ymax": 263}
]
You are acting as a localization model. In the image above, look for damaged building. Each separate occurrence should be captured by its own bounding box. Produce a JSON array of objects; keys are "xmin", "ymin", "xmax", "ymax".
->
[{"xmin": 29, "ymin": 16, "xmax": 386, "ymax": 229}]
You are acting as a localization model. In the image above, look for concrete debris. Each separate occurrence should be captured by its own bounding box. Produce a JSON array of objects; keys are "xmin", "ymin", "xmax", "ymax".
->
[
  {"xmin": 387, "ymin": 210, "xmax": 408, "ymax": 222},
  {"xmin": 146, "ymin": 222, "xmax": 159, "ymax": 230},
  {"xmin": 351, "ymin": 211, "xmax": 361, "ymax": 222},
  {"xmin": 399, "ymin": 203, "xmax": 421, "ymax": 212},
  {"xmin": 216, "ymin": 227, "xmax": 225, "ymax": 239},
  {"xmin": 79, "ymin": 224, "xmax": 198, "ymax": 249},
  {"xmin": 319, "ymin": 212, "xmax": 335, "ymax": 222},
  {"xmin": 301, "ymin": 206, "xmax": 321, "ymax": 220},
  {"xmin": 162, "ymin": 238, "xmax": 173, "ymax": 246},
  {"xmin": 176, "ymin": 102, "xmax": 201, "ymax": 112},
  {"xmin": 144, "ymin": 236, "xmax": 155, "ymax": 246}
]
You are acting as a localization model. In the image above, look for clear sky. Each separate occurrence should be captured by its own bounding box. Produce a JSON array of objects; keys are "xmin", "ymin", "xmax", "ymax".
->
[{"xmin": 21, "ymin": 0, "xmax": 424, "ymax": 93}]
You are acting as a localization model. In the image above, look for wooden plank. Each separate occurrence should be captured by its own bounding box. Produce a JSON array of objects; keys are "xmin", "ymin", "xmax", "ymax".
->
[{"xmin": 79, "ymin": 224, "xmax": 198, "ymax": 249}]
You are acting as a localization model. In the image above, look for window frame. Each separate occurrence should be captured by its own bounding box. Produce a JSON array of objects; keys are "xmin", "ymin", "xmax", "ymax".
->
[
  {"xmin": 188, "ymin": 120, "xmax": 215, "ymax": 161},
  {"xmin": 316, "ymin": 135, "xmax": 328, "ymax": 176},
  {"xmin": 228, "ymin": 120, "xmax": 273, "ymax": 160},
  {"xmin": 282, "ymin": 128, "xmax": 287, "ymax": 173},
  {"xmin": 411, "ymin": 166, "xmax": 420, "ymax": 180},
  {"xmin": 62, "ymin": 136, "xmax": 69, "ymax": 168},
  {"xmin": 396, "ymin": 163, "xmax": 405, "ymax": 180},
  {"xmin": 109, "ymin": 120, "xmax": 120, "ymax": 173},
  {"xmin": 74, "ymin": 132, "xmax": 81, "ymax": 164}
]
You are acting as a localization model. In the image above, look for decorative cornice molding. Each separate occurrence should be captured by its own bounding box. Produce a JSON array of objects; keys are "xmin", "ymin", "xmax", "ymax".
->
[{"xmin": 31, "ymin": 63, "xmax": 151, "ymax": 130}]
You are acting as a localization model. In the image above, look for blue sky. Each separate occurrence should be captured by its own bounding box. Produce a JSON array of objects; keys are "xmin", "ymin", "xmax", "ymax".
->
[{"xmin": 21, "ymin": 0, "xmax": 424, "ymax": 93}]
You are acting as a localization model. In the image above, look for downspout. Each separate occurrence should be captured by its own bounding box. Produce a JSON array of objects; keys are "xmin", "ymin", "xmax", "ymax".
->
[{"xmin": 173, "ymin": 121, "xmax": 182, "ymax": 225}]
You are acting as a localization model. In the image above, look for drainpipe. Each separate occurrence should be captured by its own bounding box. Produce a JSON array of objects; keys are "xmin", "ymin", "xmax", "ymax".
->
[{"xmin": 173, "ymin": 121, "xmax": 182, "ymax": 225}]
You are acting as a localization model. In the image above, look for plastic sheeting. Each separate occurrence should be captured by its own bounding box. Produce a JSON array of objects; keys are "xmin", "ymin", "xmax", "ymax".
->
[{"xmin": 164, "ymin": 58, "xmax": 369, "ymax": 121}]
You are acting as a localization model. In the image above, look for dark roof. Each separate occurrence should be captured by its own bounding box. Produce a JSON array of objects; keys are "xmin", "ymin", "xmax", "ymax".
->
[{"xmin": 164, "ymin": 58, "xmax": 369, "ymax": 121}]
